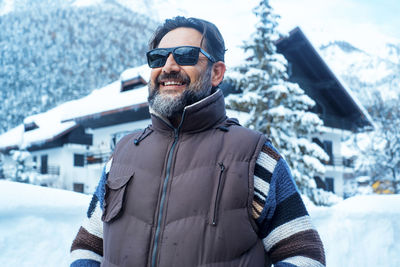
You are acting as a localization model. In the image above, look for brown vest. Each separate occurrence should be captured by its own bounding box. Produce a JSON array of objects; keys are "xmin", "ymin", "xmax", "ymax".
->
[{"xmin": 101, "ymin": 90, "xmax": 268, "ymax": 267}]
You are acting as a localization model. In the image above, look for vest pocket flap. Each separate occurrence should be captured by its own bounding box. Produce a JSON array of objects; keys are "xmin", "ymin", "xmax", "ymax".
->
[
  {"xmin": 102, "ymin": 165, "xmax": 134, "ymax": 223},
  {"xmin": 107, "ymin": 173, "xmax": 134, "ymax": 189}
]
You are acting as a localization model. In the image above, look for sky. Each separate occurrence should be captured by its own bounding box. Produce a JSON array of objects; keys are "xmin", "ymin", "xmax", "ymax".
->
[{"xmin": 135, "ymin": 0, "xmax": 400, "ymax": 65}]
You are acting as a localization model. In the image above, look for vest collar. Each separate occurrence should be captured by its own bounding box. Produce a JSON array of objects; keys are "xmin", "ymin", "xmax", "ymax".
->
[{"xmin": 150, "ymin": 89, "xmax": 226, "ymax": 133}]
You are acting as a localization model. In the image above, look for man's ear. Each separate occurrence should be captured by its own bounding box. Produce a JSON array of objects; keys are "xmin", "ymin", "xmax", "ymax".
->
[{"xmin": 211, "ymin": 61, "xmax": 226, "ymax": 87}]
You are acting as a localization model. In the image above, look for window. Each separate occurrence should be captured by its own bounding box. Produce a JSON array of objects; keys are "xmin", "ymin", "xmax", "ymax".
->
[
  {"xmin": 314, "ymin": 176, "xmax": 326, "ymax": 190},
  {"xmin": 120, "ymin": 76, "xmax": 147, "ymax": 92},
  {"xmin": 314, "ymin": 176, "xmax": 335, "ymax": 193},
  {"xmin": 323, "ymin": 141, "xmax": 333, "ymax": 165},
  {"xmin": 40, "ymin": 155, "xmax": 48, "ymax": 174},
  {"xmin": 24, "ymin": 122, "xmax": 39, "ymax": 132},
  {"xmin": 325, "ymin": 177, "xmax": 334, "ymax": 193},
  {"xmin": 73, "ymin": 183, "xmax": 84, "ymax": 193},
  {"xmin": 74, "ymin": 154, "xmax": 84, "ymax": 167},
  {"xmin": 32, "ymin": 156, "xmax": 37, "ymax": 169},
  {"xmin": 312, "ymin": 138, "xmax": 333, "ymax": 165}
]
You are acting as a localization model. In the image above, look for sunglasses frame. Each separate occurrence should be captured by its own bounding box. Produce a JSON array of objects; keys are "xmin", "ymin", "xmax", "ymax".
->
[{"xmin": 146, "ymin": 46, "xmax": 216, "ymax": 68}]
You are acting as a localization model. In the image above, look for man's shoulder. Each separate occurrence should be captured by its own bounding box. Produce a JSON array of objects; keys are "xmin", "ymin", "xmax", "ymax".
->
[
  {"xmin": 222, "ymin": 117, "xmax": 264, "ymax": 140},
  {"xmin": 113, "ymin": 128, "xmax": 147, "ymax": 152}
]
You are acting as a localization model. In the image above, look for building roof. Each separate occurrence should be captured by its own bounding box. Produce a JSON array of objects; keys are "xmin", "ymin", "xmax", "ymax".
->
[
  {"xmin": 275, "ymin": 27, "xmax": 373, "ymax": 132},
  {"xmin": 0, "ymin": 65, "xmax": 150, "ymax": 152}
]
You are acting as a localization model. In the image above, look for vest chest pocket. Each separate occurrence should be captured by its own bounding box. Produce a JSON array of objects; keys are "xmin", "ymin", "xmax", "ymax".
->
[{"xmin": 102, "ymin": 172, "xmax": 134, "ymax": 223}]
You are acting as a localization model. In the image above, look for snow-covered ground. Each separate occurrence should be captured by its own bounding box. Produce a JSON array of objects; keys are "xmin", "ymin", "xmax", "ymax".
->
[
  {"xmin": 0, "ymin": 180, "xmax": 399, "ymax": 267},
  {"xmin": 0, "ymin": 181, "xmax": 90, "ymax": 267}
]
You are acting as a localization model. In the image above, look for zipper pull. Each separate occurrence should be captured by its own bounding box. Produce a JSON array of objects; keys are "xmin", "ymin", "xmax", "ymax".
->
[{"xmin": 218, "ymin": 162, "xmax": 225, "ymax": 171}]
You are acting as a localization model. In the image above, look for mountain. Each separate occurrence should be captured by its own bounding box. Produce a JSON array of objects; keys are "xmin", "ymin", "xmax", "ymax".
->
[
  {"xmin": 0, "ymin": 0, "xmax": 156, "ymax": 133},
  {"xmin": 318, "ymin": 40, "xmax": 400, "ymax": 105}
]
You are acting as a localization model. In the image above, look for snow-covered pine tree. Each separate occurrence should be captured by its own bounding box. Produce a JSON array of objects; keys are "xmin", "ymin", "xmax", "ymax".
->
[
  {"xmin": 226, "ymin": 0, "xmax": 335, "ymax": 205},
  {"xmin": 354, "ymin": 91, "xmax": 400, "ymax": 194}
]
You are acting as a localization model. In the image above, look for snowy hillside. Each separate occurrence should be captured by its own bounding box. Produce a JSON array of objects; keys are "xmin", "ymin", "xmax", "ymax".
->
[
  {"xmin": 0, "ymin": 0, "xmax": 156, "ymax": 134},
  {"xmin": 319, "ymin": 41, "xmax": 400, "ymax": 104},
  {"xmin": 0, "ymin": 180, "xmax": 399, "ymax": 267}
]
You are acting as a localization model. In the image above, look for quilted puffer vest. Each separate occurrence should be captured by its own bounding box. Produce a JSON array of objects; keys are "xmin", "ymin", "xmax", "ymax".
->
[{"xmin": 101, "ymin": 90, "xmax": 268, "ymax": 267}]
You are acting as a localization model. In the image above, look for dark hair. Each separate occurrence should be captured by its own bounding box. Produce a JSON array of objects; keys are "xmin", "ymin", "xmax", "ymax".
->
[{"xmin": 149, "ymin": 16, "xmax": 225, "ymax": 62}]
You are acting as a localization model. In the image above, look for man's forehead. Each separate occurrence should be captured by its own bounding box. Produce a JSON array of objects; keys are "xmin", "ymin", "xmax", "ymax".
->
[{"xmin": 158, "ymin": 27, "xmax": 204, "ymax": 49}]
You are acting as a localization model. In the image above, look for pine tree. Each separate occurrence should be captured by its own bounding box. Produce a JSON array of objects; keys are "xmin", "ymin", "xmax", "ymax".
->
[
  {"xmin": 226, "ymin": 0, "xmax": 334, "ymax": 204},
  {"xmin": 354, "ymin": 92, "xmax": 400, "ymax": 194}
]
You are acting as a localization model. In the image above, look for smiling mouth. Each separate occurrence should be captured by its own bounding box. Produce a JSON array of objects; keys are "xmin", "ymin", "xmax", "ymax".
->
[{"xmin": 161, "ymin": 80, "xmax": 186, "ymax": 86}]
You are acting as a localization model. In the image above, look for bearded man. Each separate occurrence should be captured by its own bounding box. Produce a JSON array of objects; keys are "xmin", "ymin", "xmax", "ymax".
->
[{"xmin": 70, "ymin": 16, "xmax": 325, "ymax": 267}]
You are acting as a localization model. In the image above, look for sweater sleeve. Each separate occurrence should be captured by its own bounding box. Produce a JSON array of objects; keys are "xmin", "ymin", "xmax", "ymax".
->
[
  {"xmin": 70, "ymin": 158, "xmax": 112, "ymax": 267},
  {"xmin": 251, "ymin": 141, "xmax": 326, "ymax": 267}
]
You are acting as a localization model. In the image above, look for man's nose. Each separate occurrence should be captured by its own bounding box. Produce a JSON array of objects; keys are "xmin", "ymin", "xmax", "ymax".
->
[{"xmin": 162, "ymin": 53, "xmax": 180, "ymax": 73}]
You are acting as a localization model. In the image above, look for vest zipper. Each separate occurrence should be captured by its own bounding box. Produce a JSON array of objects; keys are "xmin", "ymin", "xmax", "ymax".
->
[
  {"xmin": 212, "ymin": 162, "xmax": 225, "ymax": 226},
  {"xmin": 151, "ymin": 115, "xmax": 184, "ymax": 267}
]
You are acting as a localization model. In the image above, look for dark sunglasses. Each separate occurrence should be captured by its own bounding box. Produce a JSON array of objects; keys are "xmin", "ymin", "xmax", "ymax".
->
[{"xmin": 146, "ymin": 46, "xmax": 216, "ymax": 68}]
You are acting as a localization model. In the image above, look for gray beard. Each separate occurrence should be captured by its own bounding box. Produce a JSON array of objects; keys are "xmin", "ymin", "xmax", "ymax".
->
[{"xmin": 148, "ymin": 67, "xmax": 212, "ymax": 119}]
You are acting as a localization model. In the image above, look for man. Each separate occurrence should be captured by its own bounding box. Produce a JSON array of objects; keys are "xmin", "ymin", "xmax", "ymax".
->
[{"xmin": 70, "ymin": 16, "xmax": 325, "ymax": 267}]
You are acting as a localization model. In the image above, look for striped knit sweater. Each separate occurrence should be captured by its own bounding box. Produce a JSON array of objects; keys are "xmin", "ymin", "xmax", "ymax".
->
[{"xmin": 70, "ymin": 141, "xmax": 325, "ymax": 267}]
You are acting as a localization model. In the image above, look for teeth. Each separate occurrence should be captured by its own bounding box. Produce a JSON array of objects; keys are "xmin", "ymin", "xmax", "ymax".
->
[{"xmin": 164, "ymin": 81, "xmax": 183, "ymax": 86}]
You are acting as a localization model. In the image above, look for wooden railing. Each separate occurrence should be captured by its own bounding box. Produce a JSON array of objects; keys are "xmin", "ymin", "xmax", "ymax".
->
[
  {"xmin": 85, "ymin": 151, "xmax": 112, "ymax": 165},
  {"xmin": 46, "ymin": 165, "xmax": 60, "ymax": 175},
  {"xmin": 324, "ymin": 156, "xmax": 354, "ymax": 168}
]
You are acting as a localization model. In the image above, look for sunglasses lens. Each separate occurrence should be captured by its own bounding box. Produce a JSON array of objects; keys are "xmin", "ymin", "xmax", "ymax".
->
[
  {"xmin": 174, "ymin": 47, "xmax": 199, "ymax": 65},
  {"xmin": 147, "ymin": 49, "xmax": 169, "ymax": 68},
  {"xmin": 147, "ymin": 47, "xmax": 201, "ymax": 68}
]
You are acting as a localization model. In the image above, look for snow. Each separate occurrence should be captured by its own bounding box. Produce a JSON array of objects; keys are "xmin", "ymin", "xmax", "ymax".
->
[
  {"xmin": 22, "ymin": 122, "xmax": 77, "ymax": 149},
  {"xmin": 1, "ymin": 180, "xmax": 399, "ymax": 267},
  {"xmin": 0, "ymin": 180, "xmax": 90, "ymax": 267},
  {"xmin": 120, "ymin": 64, "xmax": 151, "ymax": 83},
  {"xmin": 0, "ymin": 125, "xmax": 23, "ymax": 149},
  {"xmin": 60, "ymin": 81, "xmax": 148, "ymax": 122},
  {"xmin": 225, "ymin": 109, "xmax": 251, "ymax": 125},
  {"xmin": 0, "ymin": 0, "xmax": 14, "ymax": 16},
  {"xmin": 0, "ymin": 65, "xmax": 150, "ymax": 150},
  {"xmin": 60, "ymin": 65, "xmax": 150, "ymax": 122},
  {"xmin": 72, "ymin": 0, "xmax": 104, "ymax": 7},
  {"xmin": 308, "ymin": 195, "xmax": 400, "ymax": 267}
]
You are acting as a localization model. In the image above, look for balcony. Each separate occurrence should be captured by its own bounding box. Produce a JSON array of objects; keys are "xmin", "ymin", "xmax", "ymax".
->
[
  {"xmin": 2, "ymin": 164, "xmax": 60, "ymax": 186},
  {"xmin": 324, "ymin": 155, "xmax": 354, "ymax": 168},
  {"xmin": 42, "ymin": 165, "xmax": 60, "ymax": 175},
  {"xmin": 85, "ymin": 151, "xmax": 112, "ymax": 165}
]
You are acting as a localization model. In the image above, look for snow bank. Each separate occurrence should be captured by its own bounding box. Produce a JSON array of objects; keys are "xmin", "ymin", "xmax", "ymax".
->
[
  {"xmin": 308, "ymin": 195, "xmax": 400, "ymax": 267},
  {"xmin": 1, "ymin": 180, "xmax": 399, "ymax": 266},
  {"xmin": 0, "ymin": 181, "xmax": 90, "ymax": 267}
]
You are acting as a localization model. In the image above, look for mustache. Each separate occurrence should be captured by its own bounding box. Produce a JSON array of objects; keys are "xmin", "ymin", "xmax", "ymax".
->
[{"xmin": 156, "ymin": 72, "xmax": 191, "ymax": 84}]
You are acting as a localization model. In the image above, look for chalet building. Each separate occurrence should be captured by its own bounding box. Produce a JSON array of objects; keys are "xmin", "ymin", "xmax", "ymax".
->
[
  {"xmin": 0, "ymin": 28, "xmax": 372, "ymax": 197},
  {"xmin": 276, "ymin": 27, "xmax": 373, "ymax": 195}
]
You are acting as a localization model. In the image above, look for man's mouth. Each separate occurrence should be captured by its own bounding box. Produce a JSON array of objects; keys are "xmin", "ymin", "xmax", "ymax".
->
[
  {"xmin": 161, "ymin": 80, "xmax": 186, "ymax": 86},
  {"xmin": 156, "ymin": 72, "xmax": 190, "ymax": 90}
]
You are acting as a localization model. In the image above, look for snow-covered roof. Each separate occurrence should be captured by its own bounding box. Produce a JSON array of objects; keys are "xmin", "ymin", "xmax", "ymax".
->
[
  {"xmin": 0, "ymin": 124, "xmax": 24, "ymax": 150},
  {"xmin": 62, "ymin": 65, "xmax": 150, "ymax": 122},
  {"xmin": 0, "ymin": 65, "xmax": 151, "ymax": 151}
]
